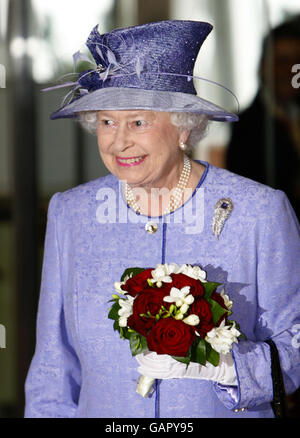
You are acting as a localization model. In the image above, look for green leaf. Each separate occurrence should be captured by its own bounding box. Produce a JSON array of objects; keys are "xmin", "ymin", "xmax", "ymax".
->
[
  {"xmin": 191, "ymin": 338, "xmax": 207, "ymax": 365},
  {"xmin": 203, "ymin": 281, "xmax": 221, "ymax": 300},
  {"xmin": 113, "ymin": 320, "xmax": 120, "ymax": 332},
  {"xmin": 120, "ymin": 267, "xmax": 145, "ymax": 282},
  {"xmin": 108, "ymin": 301, "xmax": 121, "ymax": 321},
  {"xmin": 205, "ymin": 342, "xmax": 220, "ymax": 366},
  {"xmin": 129, "ymin": 332, "xmax": 148, "ymax": 356},
  {"xmin": 171, "ymin": 355, "xmax": 191, "ymax": 366},
  {"xmin": 120, "ymin": 327, "xmax": 132, "ymax": 340},
  {"xmin": 207, "ymin": 298, "xmax": 228, "ymax": 324}
]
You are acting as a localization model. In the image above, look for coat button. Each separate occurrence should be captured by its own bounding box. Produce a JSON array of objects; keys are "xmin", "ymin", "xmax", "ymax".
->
[{"xmin": 145, "ymin": 222, "xmax": 158, "ymax": 234}]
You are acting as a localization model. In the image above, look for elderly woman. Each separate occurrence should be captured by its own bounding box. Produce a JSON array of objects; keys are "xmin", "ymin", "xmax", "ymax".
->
[{"xmin": 24, "ymin": 20, "xmax": 300, "ymax": 418}]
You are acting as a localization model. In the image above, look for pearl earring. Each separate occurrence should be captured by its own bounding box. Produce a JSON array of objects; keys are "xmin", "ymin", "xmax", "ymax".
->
[{"xmin": 179, "ymin": 141, "xmax": 187, "ymax": 151}]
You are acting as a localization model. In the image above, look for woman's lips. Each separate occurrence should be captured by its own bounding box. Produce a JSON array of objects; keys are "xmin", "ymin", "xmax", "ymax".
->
[{"xmin": 116, "ymin": 155, "xmax": 147, "ymax": 167}]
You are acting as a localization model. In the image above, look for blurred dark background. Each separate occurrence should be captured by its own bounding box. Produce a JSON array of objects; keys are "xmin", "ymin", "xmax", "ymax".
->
[{"xmin": 0, "ymin": 0, "xmax": 299, "ymax": 418}]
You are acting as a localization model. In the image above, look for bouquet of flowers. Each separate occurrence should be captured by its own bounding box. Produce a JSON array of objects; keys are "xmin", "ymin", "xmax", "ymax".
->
[{"xmin": 108, "ymin": 263, "xmax": 243, "ymax": 397}]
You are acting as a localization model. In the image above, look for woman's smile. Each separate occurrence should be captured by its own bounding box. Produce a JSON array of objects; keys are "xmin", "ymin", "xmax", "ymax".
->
[{"xmin": 116, "ymin": 155, "xmax": 147, "ymax": 167}]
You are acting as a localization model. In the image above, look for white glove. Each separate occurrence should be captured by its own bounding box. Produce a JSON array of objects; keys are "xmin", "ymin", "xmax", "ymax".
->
[{"xmin": 136, "ymin": 351, "xmax": 237, "ymax": 386}]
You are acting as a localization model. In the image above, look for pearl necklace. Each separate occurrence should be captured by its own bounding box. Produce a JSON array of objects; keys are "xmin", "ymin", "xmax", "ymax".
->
[{"xmin": 124, "ymin": 155, "xmax": 191, "ymax": 215}]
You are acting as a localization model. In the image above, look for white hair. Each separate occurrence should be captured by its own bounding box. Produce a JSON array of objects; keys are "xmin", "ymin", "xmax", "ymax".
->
[
  {"xmin": 77, "ymin": 111, "xmax": 210, "ymax": 151},
  {"xmin": 169, "ymin": 112, "xmax": 210, "ymax": 151}
]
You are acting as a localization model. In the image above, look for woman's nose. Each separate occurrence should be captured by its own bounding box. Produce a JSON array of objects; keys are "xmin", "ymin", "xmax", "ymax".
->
[{"xmin": 112, "ymin": 124, "xmax": 134, "ymax": 151}]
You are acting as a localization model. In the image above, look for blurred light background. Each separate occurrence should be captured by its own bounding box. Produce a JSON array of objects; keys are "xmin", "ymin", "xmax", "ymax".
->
[{"xmin": 0, "ymin": 0, "xmax": 299, "ymax": 417}]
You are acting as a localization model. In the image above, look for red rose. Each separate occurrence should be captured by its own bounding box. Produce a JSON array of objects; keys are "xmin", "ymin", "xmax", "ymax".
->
[
  {"xmin": 189, "ymin": 297, "xmax": 214, "ymax": 338},
  {"xmin": 127, "ymin": 289, "xmax": 168, "ymax": 337},
  {"xmin": 122, "ymin": 269, "xmax": 153, "ymax": 297},
  {"xmin": 170, "ymin": 273, "xmax": 205, "ymax": 298},
  {"xmin": 147, "ymin": 318, "xmax": 196, "ymax": 357}
]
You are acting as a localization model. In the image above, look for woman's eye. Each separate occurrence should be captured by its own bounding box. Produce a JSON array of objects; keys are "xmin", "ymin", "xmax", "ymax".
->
[
  {"xmin": 131, "ymin": 120, "xmax": 148, "ymax": 129},
  {"xmin": 99, "ymin": 119, "xmax": 116, "ymax": 128},
  {"xmin": 103, "ymin": 120, "xmax": 114, "ymax": 126}
]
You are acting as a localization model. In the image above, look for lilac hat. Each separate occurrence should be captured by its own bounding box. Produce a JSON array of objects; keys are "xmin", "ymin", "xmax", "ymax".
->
[{"xmin": 49, "ymin": 20, "xmax": 239, "ymax": 122}]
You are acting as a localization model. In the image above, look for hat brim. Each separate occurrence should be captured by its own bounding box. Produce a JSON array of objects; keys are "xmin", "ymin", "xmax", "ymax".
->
[{"xmin": 50, "ymin": 87, "xmax": 238, "ymax": 122}]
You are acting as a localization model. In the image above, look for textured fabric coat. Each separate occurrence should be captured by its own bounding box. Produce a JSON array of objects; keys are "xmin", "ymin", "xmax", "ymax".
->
[{"xmin": 24, "ymin": 162, "xmax": 300, "ymax": 418}]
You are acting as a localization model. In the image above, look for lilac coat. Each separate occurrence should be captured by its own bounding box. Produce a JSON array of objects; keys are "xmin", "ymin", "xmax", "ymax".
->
[{"xmin": 24, "ymin": 162, "xmax": 300, "ymax": 418}]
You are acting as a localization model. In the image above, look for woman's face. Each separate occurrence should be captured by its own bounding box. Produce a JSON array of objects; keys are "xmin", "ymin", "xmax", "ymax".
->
[{"xmin": 97, "ymin": 110, "xmax": 189, "ymax": 189}]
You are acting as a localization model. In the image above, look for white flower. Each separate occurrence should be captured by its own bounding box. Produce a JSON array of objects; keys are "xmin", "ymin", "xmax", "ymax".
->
[
  {"xmin": 179, "ymin": 303, "xmax": 190, "ymax": 314},
  {"xmin": 183, "ymin": 314, "xmax": 200, "ymax": 326},
  {"xmin": 220, "ymin": 288, "xmax": 233, "ymax": 310},
  {"xmin": 178, "ymin": 264, "xmax": 207, "ymax": 282},
  {"xmin": 150, "ymin": 263, "xmax": 207, "ymax": 287},
  {"xmin": 205, "ymin": 320, "xmax": 241, "ymax": 354},
  {"xmin": 151, "ymin": 263, "xmax": 180, "ymax": 286},
  {"xmin": 119, "ymin": 317, "xmax": 128, "ymax": 328},
  {"xmin": 163, "ymin": 286, "xmax": 195, "ymax": 318},
  {"xmin": 114, "ymin": 281, "xmax": 126, "ymax": 294},
  {"xmin": 118, "ymin": 295, "xmax": 134, "ymax": 327},
  {"xmin": 163, "ymin": 286, "xmax": 194, "ymax": 307}
]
